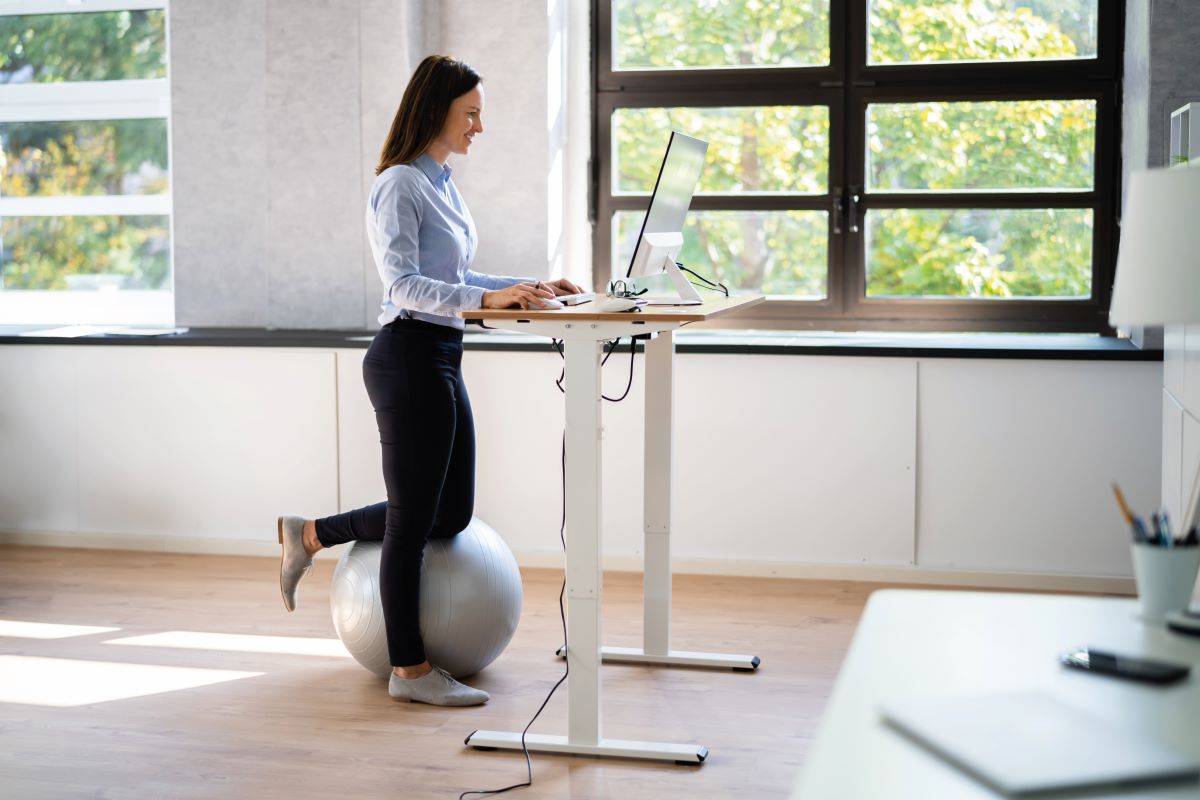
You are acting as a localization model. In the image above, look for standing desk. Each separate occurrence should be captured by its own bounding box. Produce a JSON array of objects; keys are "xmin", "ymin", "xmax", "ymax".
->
[{"xmin": 461, "ymin": 296, "xmax": 763, "ymax": 763}]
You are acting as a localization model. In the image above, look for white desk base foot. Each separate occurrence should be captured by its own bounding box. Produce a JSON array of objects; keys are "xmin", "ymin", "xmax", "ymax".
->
[
  {"xmin": 556, "ymin": 645, "xmax": 760, "ymax": 671},
  {"xmin": 465, "ymin": 730, "xmax": 707, "ymax": 764}
]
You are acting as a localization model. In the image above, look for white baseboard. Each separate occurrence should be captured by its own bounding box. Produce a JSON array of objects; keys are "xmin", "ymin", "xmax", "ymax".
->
[
  {"xmin": 512, "ymin": 551, "xmax": 1136, "ymax": 595},
  {"xmin": 0, "ymin": 529, "xmax": 346, "ymax": 560},
  {"xmin": 0, "ymin": 529, "xmax": 1136, "ymax": 595}
]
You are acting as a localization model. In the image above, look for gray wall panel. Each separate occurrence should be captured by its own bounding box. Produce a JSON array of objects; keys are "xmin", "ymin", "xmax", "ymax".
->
[
  {"xmin": 1126, "ymin": 0, "xmax": 1200, "ymax": 180},
  {"xmin": 1148, "ymin": 0, "xmax": 1200, "ymax": 168},
  {"xmin": 170, "ymin": 0, "xmax": 269, "ymax": 327},
  {"xmin": 170, "ymin": 0, "xmax": 426, "ymax": 329},
  {"xmin": 441, "ymin": 0, "xmax": 548, "ymax": 282},
  {"xmin": 358, "ymin": 0, "xmax": 430, "ymax": 328},
  {"xmin": 265, "ymin": 0, "xmax": 365, "ymax": 329}
]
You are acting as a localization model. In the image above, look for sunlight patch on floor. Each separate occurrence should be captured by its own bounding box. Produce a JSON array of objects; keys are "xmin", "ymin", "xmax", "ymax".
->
[
  {"xmin": 103, "ymin": 631, "xmax": 351, "ymax": 657},
  {"xmin": 0, "ymin": 655, "xmax": 263, "ymax": 707},
  {"xmin": 0, "ymin": 620, "xmax": 121, "ymax": 639}
]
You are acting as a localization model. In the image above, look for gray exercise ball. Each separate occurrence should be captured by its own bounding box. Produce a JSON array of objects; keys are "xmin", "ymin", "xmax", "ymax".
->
[{"xmin": 329, "ymin": 517, "xmax": 522, "ymax": 679}]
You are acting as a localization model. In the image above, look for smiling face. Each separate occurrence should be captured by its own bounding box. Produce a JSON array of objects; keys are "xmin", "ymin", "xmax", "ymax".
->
[{"xmin": 427, "ymin": 85, "xmax": 484, "ymax": 164}]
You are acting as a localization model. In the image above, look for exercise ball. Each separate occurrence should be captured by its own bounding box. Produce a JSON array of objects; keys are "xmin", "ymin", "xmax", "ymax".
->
[{"xmin": 329, "ymin": 517, "xmax": 522, "ymax": 679}]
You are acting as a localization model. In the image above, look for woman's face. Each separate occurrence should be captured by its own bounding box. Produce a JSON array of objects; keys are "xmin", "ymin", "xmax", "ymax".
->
[{"xmin": 433, "ymin": 85, "xmax": 484, "ymax": 160}]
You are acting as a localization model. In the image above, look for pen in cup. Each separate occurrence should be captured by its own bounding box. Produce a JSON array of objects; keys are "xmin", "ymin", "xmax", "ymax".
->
[{"xmin": 1113, "ymin": 482, "xmax": 1198, "ymax": 547}]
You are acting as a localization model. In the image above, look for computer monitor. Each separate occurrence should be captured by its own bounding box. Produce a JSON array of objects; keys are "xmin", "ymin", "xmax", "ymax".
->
[{"xmin": 625, "ymin": 131, "xmax": 708, "ymax": 305}]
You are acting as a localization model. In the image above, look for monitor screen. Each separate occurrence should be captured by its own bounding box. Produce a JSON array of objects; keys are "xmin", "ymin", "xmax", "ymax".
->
[{"xmin": 626, "ymin": 132, "xmax": 708, "ymax": 278}]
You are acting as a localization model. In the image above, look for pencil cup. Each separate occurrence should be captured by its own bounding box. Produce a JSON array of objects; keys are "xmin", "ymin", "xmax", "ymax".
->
[{"xmin": 1131, "ymin": 543, "xmax": 1200, "ymax": 622}]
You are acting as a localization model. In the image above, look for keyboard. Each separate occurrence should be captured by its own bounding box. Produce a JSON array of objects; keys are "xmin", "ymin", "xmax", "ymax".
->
[{"xmin": 555, "ymin": 292, "xmax": 595, "ymax": 306}]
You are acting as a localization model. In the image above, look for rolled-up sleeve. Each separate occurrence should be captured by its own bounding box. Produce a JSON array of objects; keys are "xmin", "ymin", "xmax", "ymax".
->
[{"xmin": 373, "ymin": 176, "xmax": 487, "ymax": 315}]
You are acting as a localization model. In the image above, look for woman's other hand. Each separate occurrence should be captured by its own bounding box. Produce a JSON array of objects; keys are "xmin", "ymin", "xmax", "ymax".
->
[
  {"xmin": 481, "ymin": 283, "xmax": 556, "ymax": 309},
  {"xmin": 544, "ymin": 278, "xmax": 583, "ymax": 296}
]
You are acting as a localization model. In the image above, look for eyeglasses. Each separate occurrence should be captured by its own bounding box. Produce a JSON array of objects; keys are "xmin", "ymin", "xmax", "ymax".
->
[{"xmin": 606, "ymin": 280, "xmax": 647, "ymax": 299}]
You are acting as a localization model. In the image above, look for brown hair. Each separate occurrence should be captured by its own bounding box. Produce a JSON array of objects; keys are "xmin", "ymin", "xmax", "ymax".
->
[{"xmin": 375, "ymin": 55, "xmax": 482, "ymax": 176}]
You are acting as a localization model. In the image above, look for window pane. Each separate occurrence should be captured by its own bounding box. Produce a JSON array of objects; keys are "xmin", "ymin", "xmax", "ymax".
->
[
  {"xmin": 613, "ymin": 0, "xmax": 829, "ymax": 70},
  {"xmin": 868, "ymin": 100, "xmax": 1095, "ymax": 192},
  {"xmin": 615, "ymin": 210, "xmax": 828, "ymax": 298},
  {"xmin": 613, "ymin": 106, "xmax": 829, "ymax": 195},
  {"xmin": 865, "ymin": 208, "xmax": 1092, "ymax": 298},
  {"xmin": 868, "ymin": 0, "xmax": 1097, "ymax": 65},
  {"xmin": 2, "ymin": 120, "xmax": 169, "ymax": 197},
  {"xmin": 0, "ymin": 215, "xmax": 170, "ymax": 291},
  {"xmin": 0, "ymin": 10, "xmax": 167, "ymax": 84}
]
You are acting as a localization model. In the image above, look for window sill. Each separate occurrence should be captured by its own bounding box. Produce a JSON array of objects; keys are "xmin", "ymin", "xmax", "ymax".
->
[{"xmin": 0, "ymin": 325, "xmax": 1160, "ymax": 361}]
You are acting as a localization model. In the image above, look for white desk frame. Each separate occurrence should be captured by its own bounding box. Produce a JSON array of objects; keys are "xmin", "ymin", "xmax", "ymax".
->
[{"xmin": 462, "ymin": 311, "xmax": 757, "ymax": 763}]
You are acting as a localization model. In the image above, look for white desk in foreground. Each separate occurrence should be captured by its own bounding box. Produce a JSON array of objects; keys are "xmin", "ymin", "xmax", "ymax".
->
[
  {"xmin": 461, "ymin": 296, "xmax": 763, "ymax": 763},
  {"xmin": 793, "ymin": 590, "xmax": 1200, "ymax": 799}
]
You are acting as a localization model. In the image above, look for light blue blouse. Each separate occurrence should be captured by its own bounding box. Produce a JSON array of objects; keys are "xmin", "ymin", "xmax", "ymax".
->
[{"xmin": 366, "ymin": 153, "xmax": 530, "ymax": 329}]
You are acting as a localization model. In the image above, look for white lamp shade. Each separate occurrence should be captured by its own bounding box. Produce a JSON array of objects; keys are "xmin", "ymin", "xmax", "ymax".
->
[{"xmin": 1109, "ymin": 166, "xmax": 1200, "ymax": 326}]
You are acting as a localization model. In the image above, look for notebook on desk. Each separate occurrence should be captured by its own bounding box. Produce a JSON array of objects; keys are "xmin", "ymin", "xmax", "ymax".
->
[{"xmin": 880, "ymin": 690, "xmax": 1200, "ymax": 796}]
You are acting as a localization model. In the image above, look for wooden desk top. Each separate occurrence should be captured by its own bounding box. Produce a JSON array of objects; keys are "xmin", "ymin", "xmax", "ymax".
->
[{"xmin": 461, "ymin": 294, "xmax": 764, "ymax": 324}]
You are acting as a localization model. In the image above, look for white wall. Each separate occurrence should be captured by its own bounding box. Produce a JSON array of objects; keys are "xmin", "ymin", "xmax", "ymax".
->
[{"xmin": 0, "ymin": 344, "xmax": 1160, "ymax": 592}]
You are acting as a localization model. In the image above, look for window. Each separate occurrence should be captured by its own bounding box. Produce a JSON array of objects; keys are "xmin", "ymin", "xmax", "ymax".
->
[
  {"xmin": 0, "ymin": 1, "xmax": 171, "ymax": 326},
  {"xmin": 594, "ymin": 1, "xmax": 1120, "ymax": 331}
]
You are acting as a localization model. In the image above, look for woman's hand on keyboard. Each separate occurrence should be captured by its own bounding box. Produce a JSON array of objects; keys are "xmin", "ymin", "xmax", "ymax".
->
[
  {"xmin": 544, "ymin": 278, "xmax": 584, "ymax": 296},
  {"xmin": 482, "ymin": 283, "xmax": 556, "ymax": 310}
]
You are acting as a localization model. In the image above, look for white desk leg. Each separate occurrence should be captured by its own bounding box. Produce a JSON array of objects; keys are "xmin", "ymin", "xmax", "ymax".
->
[
  {"xmin": 595, "ymin": 329, "xmax": 759, "ymax": 673},
  {"xmin": 643, "ymin": 329, "xmax": 674, "ymax": 656},
  {"xmin": 563, "ymin": 336, "xmax": 602, "ymax": 746},
  {"xmin": 467, "ymin": 334, "xmax": 706, "ymax": 764}
]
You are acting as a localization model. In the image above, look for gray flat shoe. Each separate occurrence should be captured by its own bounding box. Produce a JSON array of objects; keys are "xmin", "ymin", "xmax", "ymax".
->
[
  {"xmin": 277, "ymin": 515, "xmax": 313, "ymax": 612},
  {"xmin": 388, "ymin": 666, "xmax": 490, "ymax": 706}
]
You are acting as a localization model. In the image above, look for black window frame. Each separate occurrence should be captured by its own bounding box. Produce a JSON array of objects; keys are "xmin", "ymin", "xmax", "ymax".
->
[{"xmin": 591, "ymin": 0, "xmax": 1124, "ymax": 333}]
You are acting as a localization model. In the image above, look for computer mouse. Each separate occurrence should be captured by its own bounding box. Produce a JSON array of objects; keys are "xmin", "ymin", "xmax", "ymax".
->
[
  {"xmin": 597, "ymin": 298, "xmax": 640, "ymax": 312},
  {"xmin": 529, "ymin": 297, "xmax": 565, "ymax": 310}
]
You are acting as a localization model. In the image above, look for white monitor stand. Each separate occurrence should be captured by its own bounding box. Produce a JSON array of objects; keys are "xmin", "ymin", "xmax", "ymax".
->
[{"xmin": 628, "ymin": 232, "xmax": 703, "ymax": 306}]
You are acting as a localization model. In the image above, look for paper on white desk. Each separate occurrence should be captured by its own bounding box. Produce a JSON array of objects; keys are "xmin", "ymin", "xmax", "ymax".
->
[{"xmin": 881, "ymin": 690, "xmax": 1199, "ymax": 796}]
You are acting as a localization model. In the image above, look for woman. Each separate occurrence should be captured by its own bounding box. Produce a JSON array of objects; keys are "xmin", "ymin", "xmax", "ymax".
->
[{"xmin": 276, "ymin": 55, "xmax": 580, "ymax": 706}]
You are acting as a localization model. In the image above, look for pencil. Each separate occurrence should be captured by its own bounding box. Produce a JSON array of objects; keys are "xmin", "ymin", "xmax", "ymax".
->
[{"xmin": 1111, "ymin": 482, "xmax": 1135, "ymax": 526}]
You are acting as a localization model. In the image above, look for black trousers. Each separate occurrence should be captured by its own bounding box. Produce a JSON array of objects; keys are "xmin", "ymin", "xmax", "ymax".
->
[{"xmin": 314, "ymin": 318, "xmax": 474, "ymax": 668}]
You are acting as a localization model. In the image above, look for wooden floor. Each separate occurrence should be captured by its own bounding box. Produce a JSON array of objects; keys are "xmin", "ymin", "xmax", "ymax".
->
[{"xmin": 1, "ymin": 545, "xmax": 911, "ymax": 799}]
